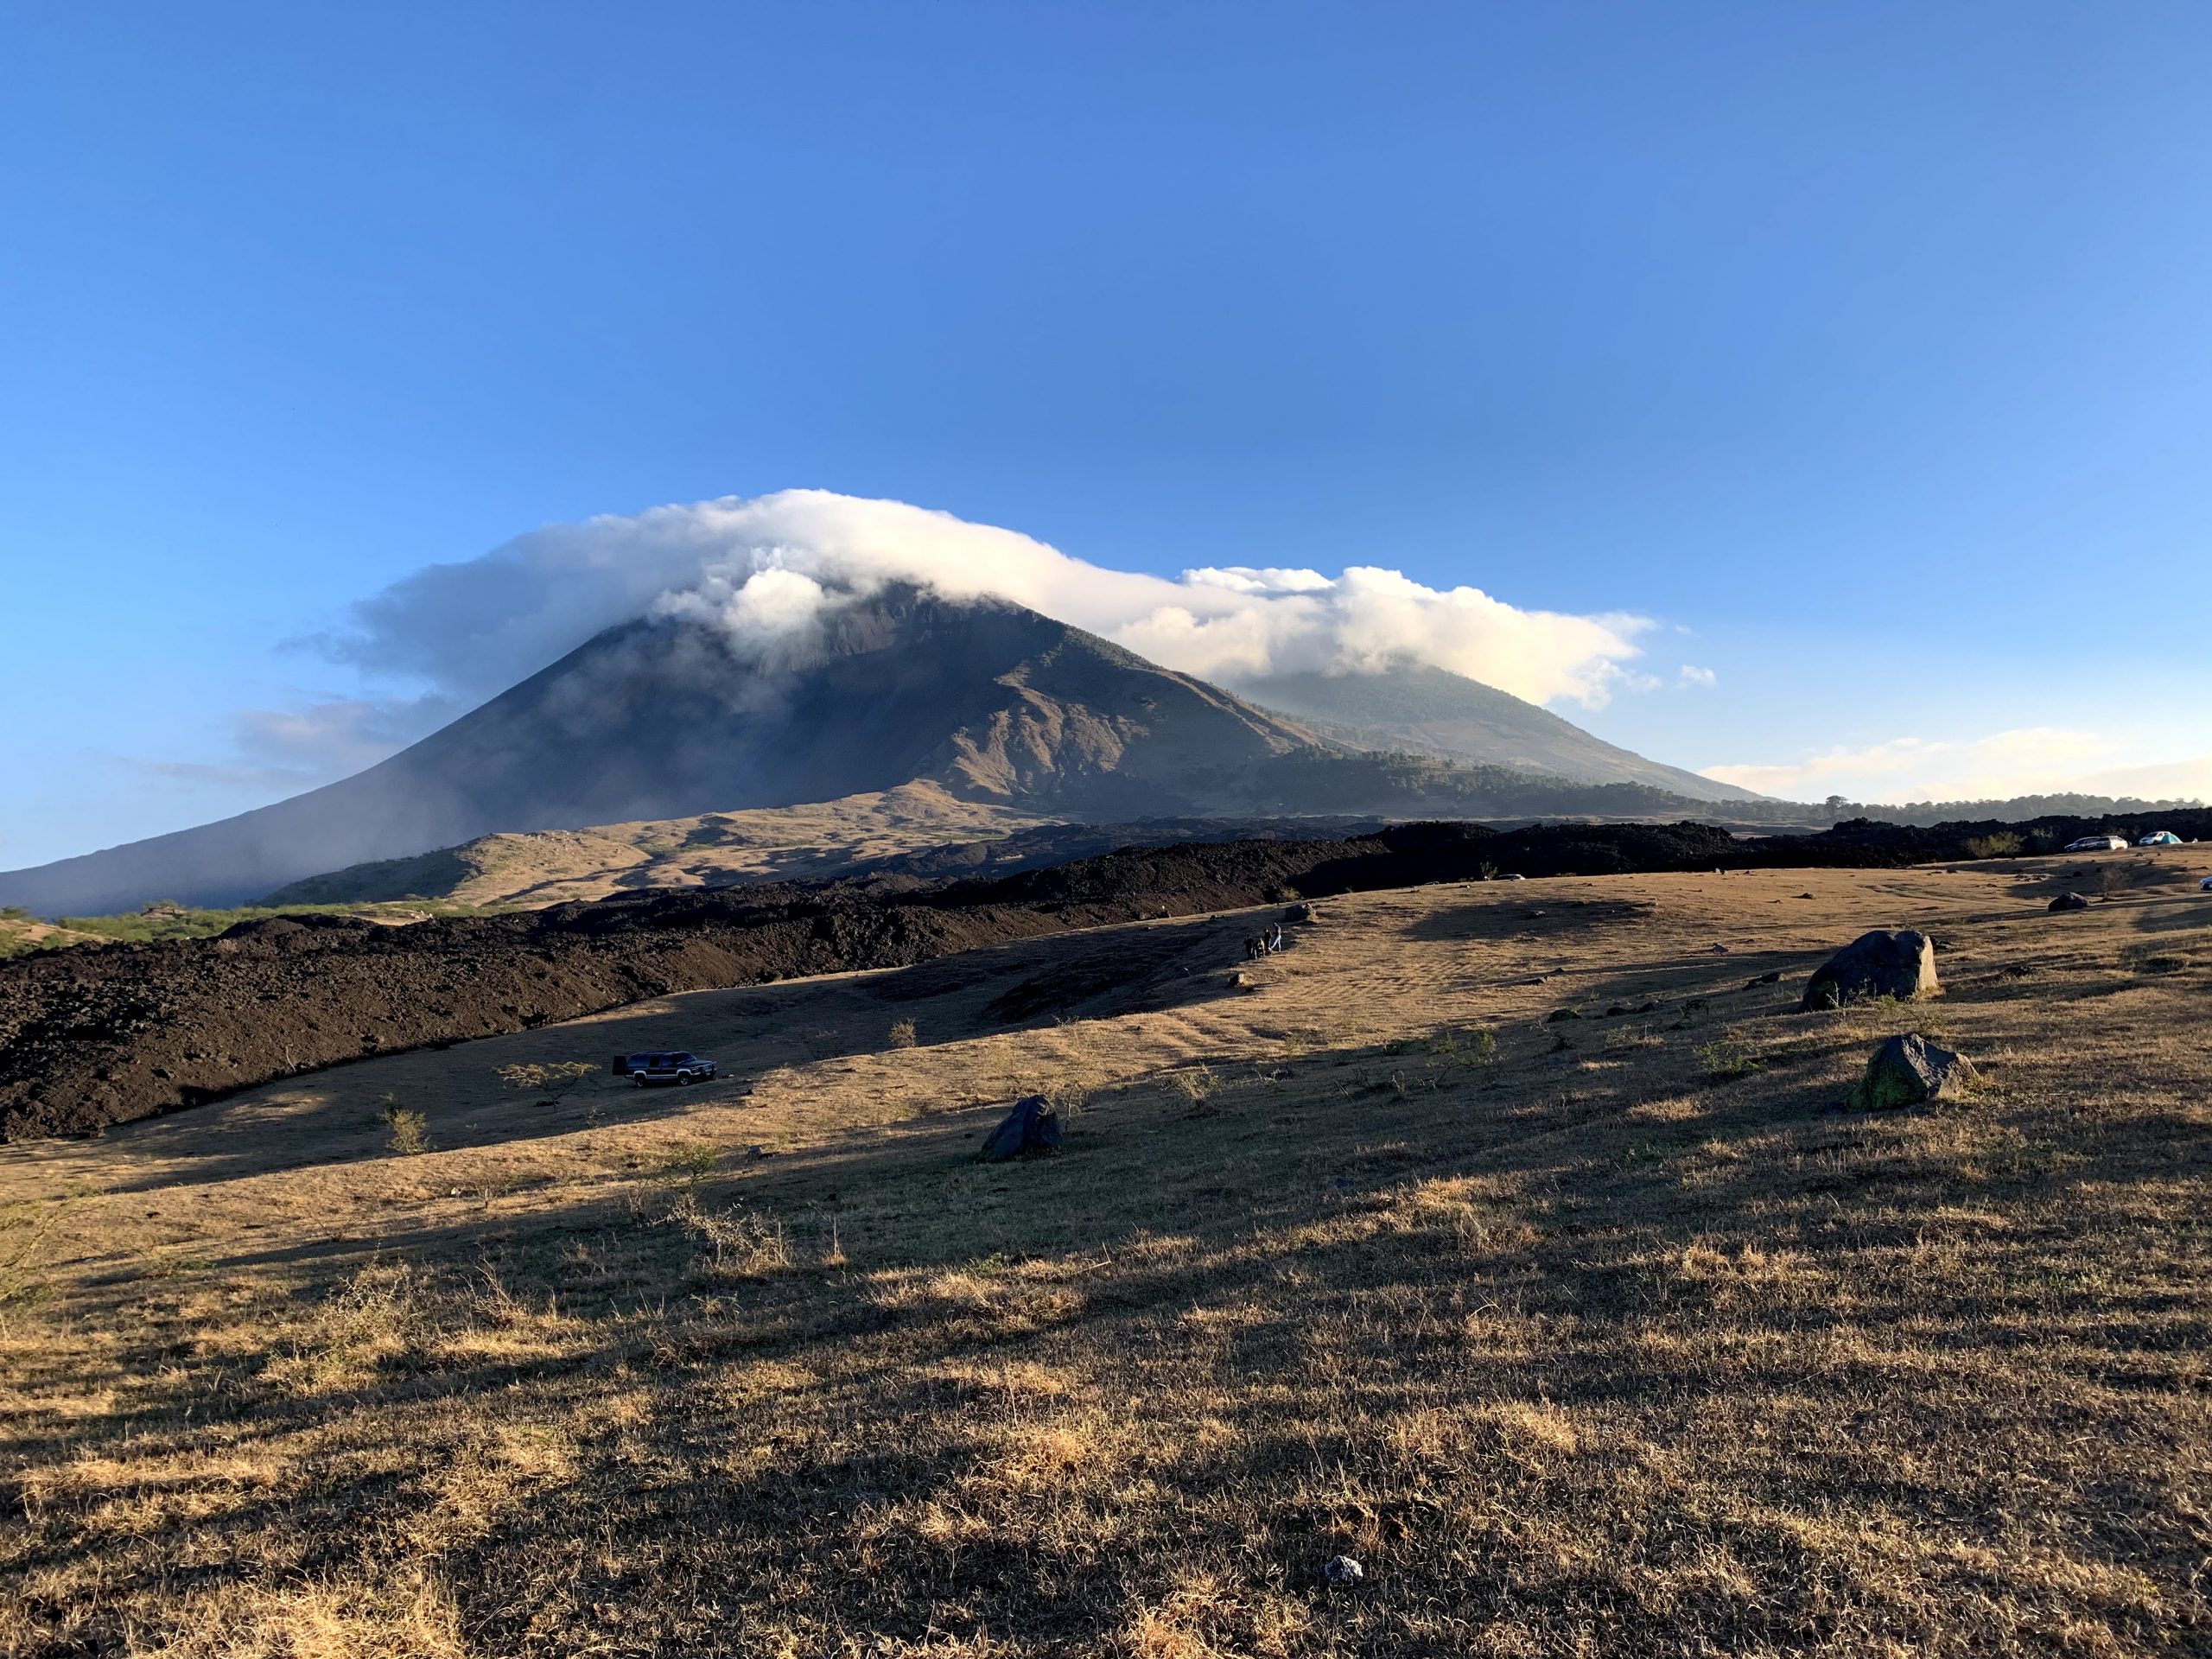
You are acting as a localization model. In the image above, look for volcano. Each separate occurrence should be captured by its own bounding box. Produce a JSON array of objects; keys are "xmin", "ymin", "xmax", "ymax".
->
[
  {"xmin": 0, "ymin": 590, "xmax": 1318, "ymax": 913},
  {"xmin": 0, "ymin": 589, "xmax": 1758, "ymax": 917}
]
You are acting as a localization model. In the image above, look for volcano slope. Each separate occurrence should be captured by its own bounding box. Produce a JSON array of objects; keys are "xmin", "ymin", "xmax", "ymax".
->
[{"xmin": 3, "ymin": 851, "xmax": 2211, "ymax": 1656}]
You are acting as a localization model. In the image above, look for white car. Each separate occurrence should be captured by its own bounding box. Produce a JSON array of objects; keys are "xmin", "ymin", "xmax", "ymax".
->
[
  {"xmin": 2063, "ymin": 836, "xmax": 2128, "ymax": 853},
  {"xmin": 2139, "ymin": 831, "xmax": 2183, "ymax": 847}
]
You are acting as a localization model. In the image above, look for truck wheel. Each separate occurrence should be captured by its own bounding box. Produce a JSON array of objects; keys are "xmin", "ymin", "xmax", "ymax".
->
[{"xmin": 679, "ymin": 1071, "xmax": 695, "ymax": 1084}]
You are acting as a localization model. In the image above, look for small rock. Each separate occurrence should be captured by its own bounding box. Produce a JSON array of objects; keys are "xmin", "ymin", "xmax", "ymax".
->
[
  {"xmin": 1710, "ymin": 944, "xmax": 1732, "ymax": 954},
  {"xmin": 1847, "ymin": 1033, "xmax": 1978, "ymax": 1110},
  {"xmin": 1747, "ymin": 971, "xmax": 1781, "ymax": 986},
  {"xmin": 1546, "ymin": 1008, "xmax": 1583, "ymax": 1023},
  {"xmin": 1324, "ymin": 1554, "xmax": 1364, "ymax": 1586},
  {"xmin": 2048, "ymin": 891, "xmax": 2090, "ymax": 912}
]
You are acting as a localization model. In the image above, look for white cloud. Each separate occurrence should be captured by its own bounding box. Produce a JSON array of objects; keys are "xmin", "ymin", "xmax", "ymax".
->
[
  {"xmin": 320, "ymin": 489, "xmax": 1652, "ymax": 710},
  {"xmin": 1678, "ymin": 664, "xmax": 1717, "ymax": 687},
  {"xmin": 1702, "ymin": 727, "xmax": 2211, "ymax": 804}
]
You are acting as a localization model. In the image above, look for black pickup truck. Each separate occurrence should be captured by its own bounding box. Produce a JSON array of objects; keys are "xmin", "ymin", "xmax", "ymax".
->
[{"xmin": 620, "ymin": 1050, "xmax": 718, "ymax": 1087}]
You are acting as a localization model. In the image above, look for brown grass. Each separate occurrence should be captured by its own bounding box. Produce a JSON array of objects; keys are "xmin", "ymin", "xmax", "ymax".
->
[{"xmin": 3, "ymin": 855, "xmax": 2210, "ymax": 1655}]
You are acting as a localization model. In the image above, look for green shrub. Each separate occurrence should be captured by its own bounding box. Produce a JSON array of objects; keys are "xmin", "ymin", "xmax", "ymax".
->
[
  {"xmin": 1695, "ymin": 1030, "xmax": 1767, "ymax": 1081},
  {"xmin": 1965, "ymin": 832, "xmax": 2024, "ymax": 859},
  {"xmin": 378, "ymin": 1096, "xmax": 433, "ymax": 1155}
]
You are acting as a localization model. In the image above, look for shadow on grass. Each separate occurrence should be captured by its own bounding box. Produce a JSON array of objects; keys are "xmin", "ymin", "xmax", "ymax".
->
[{"xmin": 12, "ymin": 941, "xmax": 2212, "ymax": 1655}]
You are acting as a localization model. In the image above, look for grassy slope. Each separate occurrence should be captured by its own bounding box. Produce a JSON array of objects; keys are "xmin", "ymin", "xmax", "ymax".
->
[
  {"xmin": 1, "ymin": 899, "xmax": 514, "ymax": 955},
  {"xmin": 0, "ymin": 915, "xmax": 107, "ymax": 959},
  {"xmin": 3, "ymin": 854, "xmax": 2209, "ymax": 1655},
  {"xmin": 262, "ymin": 783, "xmax": 1058, "ymax": 907}
]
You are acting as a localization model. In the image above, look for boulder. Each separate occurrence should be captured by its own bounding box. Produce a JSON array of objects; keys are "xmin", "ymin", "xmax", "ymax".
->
[
  {"xmin": 1801, "ymin": 930, "xmax": 1938, "ymax": 1012},
  {"xmin": 979, "ymin": 1095, "xmax": 1064, "ymax": 1162},
  {"xmin": 2048, "ymin": 891, "xmax": 2090, "ymax": 912},
  {"xmin": 1846, "ymin": 1033, "xmax": 1977, "ymax": 1110}
]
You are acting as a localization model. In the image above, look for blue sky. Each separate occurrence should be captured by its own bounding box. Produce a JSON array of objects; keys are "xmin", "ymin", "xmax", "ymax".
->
[{"xmin": 4, "ymin": 3, "xmax": 2210, "ymax": 870}]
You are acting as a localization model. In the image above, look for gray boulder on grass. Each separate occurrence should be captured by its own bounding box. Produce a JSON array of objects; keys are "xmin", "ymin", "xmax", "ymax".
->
[
  {"xmin": 1847, "ymin": 1033, "xmax": 1977, "ymax": 1110},
  {"xmin": 980, "ymin": 1095, "xmax": 1063, "ymax": 1161},
  {"xmin": 2048, "ymin": 891, "xmax": 2090, "ymax": 912},
  {"xmin": 1801, "ymin": 930, "xmax": 1938, "ymax": 1012}
]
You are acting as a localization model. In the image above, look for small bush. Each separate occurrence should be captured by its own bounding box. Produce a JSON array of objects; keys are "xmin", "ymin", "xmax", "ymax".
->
[
  {"xmin": 1695, "ymin": 1030, "xmax": 1767, "ymax": 1082},
  {"xmin": 1166, "ymin": 1065, "xmax": 1216, "ymax": 1107},
  {"xmin": 1966, "ymin": 832, "xmax": 2024, "ymax": 859},
  {"xmin": 378, "ymin": 1096, "xmax": 433, "ymax": 1155},
  {"xmin": 887, "ymin": 1020, "xmax": 918, "ymax": 1050},
  {"xmin": 658, "ymin": 1141, "xmax": 720, "ymax": 1180},
  {"xmin": 667, "ymin": 1192, "xmax": 788, "ymax": 1279},
  {"xmin": 495, "ymin": 1061, "xmax": 598, "ymax": 1104},
  {"xmin": 1424, "ymin": 1027, "xmax": 1498, "ymax": 1068}
]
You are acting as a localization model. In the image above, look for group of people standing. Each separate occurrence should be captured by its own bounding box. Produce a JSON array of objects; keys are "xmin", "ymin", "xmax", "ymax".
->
[{"xmin": 1242, "ymin": 921, "xmax": 1287, "ymax": 961}]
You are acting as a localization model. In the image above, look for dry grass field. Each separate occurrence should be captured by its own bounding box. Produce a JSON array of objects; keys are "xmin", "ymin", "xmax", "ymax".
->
[
  {"xmin": 265, "ymin": 784, "xmax": 1053, "ymax": 908},
  {"xmin": 3, "ymin": 853, "xmax": 2209, "ymax": 1656}
]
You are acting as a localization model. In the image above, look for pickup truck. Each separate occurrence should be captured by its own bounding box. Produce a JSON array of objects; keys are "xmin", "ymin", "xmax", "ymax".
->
[{"xmin": 625, "ymin": 1051, "xmax": 718, "ymax": 1087}]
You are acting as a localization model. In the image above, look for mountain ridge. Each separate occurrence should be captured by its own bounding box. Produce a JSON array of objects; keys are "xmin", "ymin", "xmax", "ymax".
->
[{"xmin": 1227, "ymin": 663, "xmax": 1760, "ymax": 803}]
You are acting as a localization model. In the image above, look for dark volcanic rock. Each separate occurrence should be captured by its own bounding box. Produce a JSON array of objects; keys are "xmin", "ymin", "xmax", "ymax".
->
[
  {"xmin": 2048, "ymin": 892, "xmax": 2091, "ymax": 912},
  {"xmin": 1846, "ymin": 1033, "xmax": 1977, "ymax": 1110},
  {"xmin": 980, "ymin": 1095, "xmax": 1063, "ymax": 1160},
  {"xmin": 0, "ymin": 820, "xmax": 1759, "ymax": 1141},
  {"xmin": 1801, "ymin": 931, "xmax": 1938, "ymax": 1012}
]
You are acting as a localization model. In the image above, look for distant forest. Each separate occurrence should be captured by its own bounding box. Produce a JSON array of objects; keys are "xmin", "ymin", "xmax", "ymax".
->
[{"xmin": 1806, "ymin": 791, "xmax": 2202, "ymax": 828}]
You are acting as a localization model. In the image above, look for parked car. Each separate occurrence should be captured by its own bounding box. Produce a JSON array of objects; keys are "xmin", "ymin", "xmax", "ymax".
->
[
  {"xmin": 2063, "ymin": 835, "xmax": 2128, "ymax": 853},
  {"xmin": 2139, "ymin": 831, "xmax": 2183, "ymax": 847},
  {"xmin": 2201, "ymin": 875, "xmax": 2212, "ymax": 893},
  {"xmin": 626, "ymin": 1050, "xmax": 718, "ymax": 1086}
]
